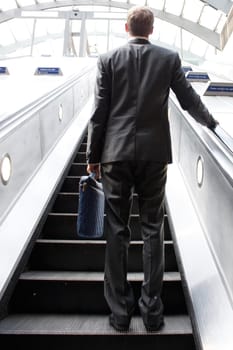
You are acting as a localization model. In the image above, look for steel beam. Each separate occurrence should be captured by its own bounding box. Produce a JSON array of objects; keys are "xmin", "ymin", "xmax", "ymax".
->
[{"xmin": 200, "ymin": 0, "xmax": 232, "ymax": 14}]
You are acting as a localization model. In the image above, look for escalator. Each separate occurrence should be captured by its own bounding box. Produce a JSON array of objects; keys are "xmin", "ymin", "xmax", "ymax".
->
[{"xmin": 0, "ymin": 134, "xmax": 197, "ymax": 350}]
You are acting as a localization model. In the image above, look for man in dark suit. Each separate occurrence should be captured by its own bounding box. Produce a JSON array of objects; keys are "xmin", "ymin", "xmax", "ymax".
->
[{"xmin": 86, "ymin": 5, "xmax": 218, "ymax": 332}]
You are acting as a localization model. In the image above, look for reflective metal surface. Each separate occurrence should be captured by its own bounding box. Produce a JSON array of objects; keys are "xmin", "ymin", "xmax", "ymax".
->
[
  {"xmin": 0, "ymin": 97, "xmax": 93, "ymax": 304},
  {"xmin": 0, "ymin": 58, "xmax": 95, "ymax": 305},
  {"xmin": 214, "ymin": 125, "xmax": 233, "ymax": 154},
  {"xmin": 167, "ymin": 80, "xmax": 233, "ymax": 349},
  {"xmin": 0, "ymin": 57, "xmax": 96, "ymax": 221},
  {"xmin": 166, "ymin": 163, "xmax": 233, "ymax": 350}
]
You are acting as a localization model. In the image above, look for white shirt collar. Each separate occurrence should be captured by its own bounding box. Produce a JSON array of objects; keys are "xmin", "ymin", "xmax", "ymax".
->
[{"xmin": 128, "ymin": 36, "xmax": 149, "ymax": 41}]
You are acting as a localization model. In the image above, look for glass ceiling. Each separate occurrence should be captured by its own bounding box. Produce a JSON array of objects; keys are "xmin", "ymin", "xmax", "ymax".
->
[
  {"xmin": 0, "ymin": 0, "xmax": 232, "ymax": 49},
  {"xmin": 0, "ymin": 0, "xmax": 233, "ymax": 80},
  {"xmin": 0, "ymin": 1, "xmax": 232, "ymax": 49}
]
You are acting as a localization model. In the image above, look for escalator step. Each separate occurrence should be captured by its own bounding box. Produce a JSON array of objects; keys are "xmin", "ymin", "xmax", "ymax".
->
[
  {"xmin": 51, "ymin": 193, "xmax": 140, "ymax": 215},
  {"xmin": 41, "ymin": 213, "xmax": 171, "ymax": 241},
  {"xmin": 29, "ymin": 239, "xmax": 178, "ymax": 272},
  {"xmin": 73, "ymin": 152, "xmax": 86, "ymax": 163},
  {"xmin": 8, "ymin": 271, "xmax": 186, "ymax": 315},
  {"xmin": 79, "ymin": 143, "xmax": 87, "ymax": 152},
  {"xmin": 69, "ymin": 163, "xmax": 87, "ymax": 176},
  {"xmin": 60, "ymin": 176, "xmax": 81, "ymax": 192},
  {"xmin": 0, "ymin": 314, "xmax": 195, "ymax": 349}
]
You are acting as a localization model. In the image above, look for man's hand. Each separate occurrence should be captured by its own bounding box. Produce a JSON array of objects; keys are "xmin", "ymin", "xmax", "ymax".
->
[
  {"xmin": 208, "ymin": 118, "xmax": 219, "ymax": 131},
  {"xmin": 87, "ymin": 163, "xmax": 101, "ymax": 179}
]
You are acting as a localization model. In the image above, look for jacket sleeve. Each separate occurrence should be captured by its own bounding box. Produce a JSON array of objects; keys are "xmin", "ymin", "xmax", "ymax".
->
[
  {"xmin": 170, "ymin": 53, "xmax": 218, "ymax": 130},
  {"xmin": 86, "ymin": 55, "xmax": 111, "ymax": 163}
]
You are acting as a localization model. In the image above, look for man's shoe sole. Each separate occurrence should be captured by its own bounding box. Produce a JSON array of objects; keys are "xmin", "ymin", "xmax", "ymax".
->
[
  {"xmin": 109, "ymin": 314, "xmax": 130, "ymax": 332},
  {"xmin": 144, "ymin": 320, "xmax": 165, "ymax": 332}
]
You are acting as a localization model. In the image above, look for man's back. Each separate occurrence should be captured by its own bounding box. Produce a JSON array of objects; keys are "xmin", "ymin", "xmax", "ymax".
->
[
  {"xmin": 95, "ymin": 39, "xmax": 178, "ymax": 163},
  {"xmin": 88, "ymin": 37, "xmax": 216, "ymax": 165}
]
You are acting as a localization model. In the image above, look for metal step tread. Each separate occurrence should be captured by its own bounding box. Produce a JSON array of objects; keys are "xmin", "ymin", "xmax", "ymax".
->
[
  {"xmin": 48, "ymin": 212, "xmax": 168, "ymax": 218},
  {"xmin": 0, "ymin": 314, "xmax": 192, "ymax": 335},
  {"xmin": 65, "ymin": 176, "xmax": 81, "ymax": 178},
  {"xmin": 19, "ymin": 271, "xmax": 180, "ymax": 282},
  {"xmin": 56, "ymin": 192, "xmax": 139, "ymax": 195},
  {"xmin": 57, "ymin": 192, "xmax": 79, "ymax": 195},
  {"xmin": 49, "ymin": 212, "xmax": 139, "ymax": 216},
  {"xmin": 36, "ymin": 239, "xmax": 173, "ymax": 245}
]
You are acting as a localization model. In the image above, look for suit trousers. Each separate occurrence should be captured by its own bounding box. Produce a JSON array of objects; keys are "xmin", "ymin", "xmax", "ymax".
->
[{"xmin": 101, "ymin": 161, "xmax": 167, "ymax": 326}]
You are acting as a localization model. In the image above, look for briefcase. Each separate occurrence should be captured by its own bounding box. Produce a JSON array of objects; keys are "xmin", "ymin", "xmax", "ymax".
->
[{"xmin": 77, "ymin": 173, "xmax": 105, "ymax": 238}]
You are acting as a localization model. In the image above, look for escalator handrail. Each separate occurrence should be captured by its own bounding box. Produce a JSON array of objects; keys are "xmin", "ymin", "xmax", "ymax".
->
[{"xmin": 212, "ymin": 124, "xmax": 233, "ymax": 155}]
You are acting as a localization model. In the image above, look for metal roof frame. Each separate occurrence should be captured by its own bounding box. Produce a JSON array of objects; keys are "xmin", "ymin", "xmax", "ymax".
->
[
  {"xmin": 0, "ymin": 0, "xmax": 233, "ymax": 50},
  {"xmin": 200, "ymin": 0, "xmax": 232, "ymax": 14}
]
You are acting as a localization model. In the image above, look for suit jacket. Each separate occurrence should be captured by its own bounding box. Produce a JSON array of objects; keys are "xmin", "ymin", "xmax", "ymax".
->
[{"xmin": 87, "ymin": 38, "xmax": 217, "ymax": 164}]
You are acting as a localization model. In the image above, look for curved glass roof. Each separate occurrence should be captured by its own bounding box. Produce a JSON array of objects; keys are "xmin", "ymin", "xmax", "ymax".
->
[
  {"xmin": 0, "ymin": 1, "xmax": 233, "ymax": 80},
  {"xmin": 0, "ymin": 1, "xmax": 233, "ymax": 50}
]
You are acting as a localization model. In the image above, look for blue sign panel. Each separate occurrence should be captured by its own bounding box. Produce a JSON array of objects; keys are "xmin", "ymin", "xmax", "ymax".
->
[
  {"xmin": 207, "ymin": 85, "xmax": 233, "ymax": 93},
  {"xmin": 186, "ymin": 73, "xmax": 210, "ymax": 81},
  {"xmin": 36, "ymin": 67, "xmax": 62, "ymax": 75},
  {"xmin": 204, "ymin": 82, "xmax": 233, "ymax": 96},
  {"xmin": 0, "ymin": 67, "xmax": 8, "ymax": 74}
]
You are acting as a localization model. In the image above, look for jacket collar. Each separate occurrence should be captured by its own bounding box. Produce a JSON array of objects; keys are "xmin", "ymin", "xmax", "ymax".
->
[{"xmin": 128, "ymin": 37, "xmax": 151, "ymax": 45}]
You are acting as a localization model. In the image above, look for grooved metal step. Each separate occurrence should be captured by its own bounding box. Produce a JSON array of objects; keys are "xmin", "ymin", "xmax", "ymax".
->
[
  {"xmin": 69, "ymin": 163, "xmax": 88, "ymax": 176},
  {"xmin": 29, "ymin": 239, "xmax": 177, "ymax": 272},
  {"xmin": 0, "ymin": 315, "xmax": 196, "ymax": 349},
  {"xmin": 19, "ymin": 270, "xmax": 180, "ymax": 282},
  {"xmin": 60, "ymin": 176, "xmax": 81, "ymax": 192},
  {"xmin": 42, "ymin": 213, "xmax": 172, "ymax": 241},
  {"xmin": 74, "ymin": 152, "xmax": 86, "ymax": 163},
  {"xmin": 0, "ymin": 313, "xmax": 192, "ymax": 334},
  {"xmin": 8, "ymin": 271, "xmax": 186, "ymax": 315},
  {"xmin": 79, "ymin": 143, "xmax": 87, "ymax": 152},
  {"xmin": 51, "ymin": 193, "xmax": 140, "ymax": 214}
]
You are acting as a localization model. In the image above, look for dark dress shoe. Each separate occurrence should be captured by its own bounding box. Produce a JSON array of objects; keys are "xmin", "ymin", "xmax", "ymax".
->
[
  {"xmin": 144, "ymin": 318, "xmax": 165, "ymax": 332},
  {"xmin": 109, "ymin": 313, "xmax": 130, "ymax": 332}
]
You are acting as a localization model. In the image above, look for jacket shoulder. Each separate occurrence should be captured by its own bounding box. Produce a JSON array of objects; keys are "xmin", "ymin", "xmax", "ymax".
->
[
  {"xmin": 150, "ymin": 44, "xmax": 179, "ymax": 58},
  {"xmin": 99, "ymin": 44, "xmax": 128, "ymax": 60}
]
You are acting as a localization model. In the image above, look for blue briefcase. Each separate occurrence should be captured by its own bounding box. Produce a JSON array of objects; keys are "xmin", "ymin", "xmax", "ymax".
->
[{"xmin": 77, "ymin": 173, "xmax": 105, "ymax": 238}]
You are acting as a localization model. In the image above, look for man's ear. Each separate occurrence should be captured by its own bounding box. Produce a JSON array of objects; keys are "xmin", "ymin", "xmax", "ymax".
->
[{"xmin": 125, "ymin": 22, "xmax": 129, "ymax": 33}]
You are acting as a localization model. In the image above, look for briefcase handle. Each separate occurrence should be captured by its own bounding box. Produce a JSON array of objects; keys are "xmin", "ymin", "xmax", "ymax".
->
[
  {"xmin": 90, "ymin": 172, "xmax": 96, "ymax": 179},
  {"xmin": 81, "ymin": 172, "xmax": 103, "ymax": 193}
]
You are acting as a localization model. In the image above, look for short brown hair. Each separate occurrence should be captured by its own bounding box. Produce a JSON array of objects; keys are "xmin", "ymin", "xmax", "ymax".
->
[{"xmin": 127, "ymin": 6, "xmax": 154, "ymax": 37}]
